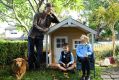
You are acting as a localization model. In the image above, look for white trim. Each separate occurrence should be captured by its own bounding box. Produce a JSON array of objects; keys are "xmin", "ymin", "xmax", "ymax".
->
[
  {"xmin": 48, "ymin": 35, "xmax": 52, "ymax": 65},
  {"xmin": 62, "ymin": 24, "xmax": 78, "ymax": 27},
  {"xmin": 54, "ymin": 36, "xmax": 68, "ymax": 49},
  {"xmin": 71, "ymin": 19, "xmax": 97, "ymax": 34},
  {"xmin": 54, "ymin": 36, "xmax": 68, "ymax": 63},
  {"xmin": 46, "ymin": 33, "xmax": 48, "ymax": 67},
  {"xmin": 68, "ymin": 17, "xmax": 72, "ymax": 25},
  {"xmin": 48, "ymin": 17, "xmax": 97, "ymax": 34},
  {"xmin": 91, "ymin": 34, "xmax": 94, "ymax": 49},
  {"xmin": 48, "ymin": 19, "xmax": 68, "ymax": 33},
  {"xmin": 72, "ymin": 39, "xmax": 80, "ymax": 49}
]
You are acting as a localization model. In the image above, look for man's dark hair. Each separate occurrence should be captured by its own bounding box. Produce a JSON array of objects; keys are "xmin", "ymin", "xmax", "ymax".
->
[{"xmin": 45, "ymin": 3, "xmax": 52, "ymax": 7}]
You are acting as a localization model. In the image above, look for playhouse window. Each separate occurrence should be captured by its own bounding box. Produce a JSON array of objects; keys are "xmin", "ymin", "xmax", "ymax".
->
[
  {"xmin": 56, "ymin": 38, "xmax": 66, "ymax": 48},
  {"xmin": 73, "ymin": 39, "xmax": 80, "ymax": 49}
]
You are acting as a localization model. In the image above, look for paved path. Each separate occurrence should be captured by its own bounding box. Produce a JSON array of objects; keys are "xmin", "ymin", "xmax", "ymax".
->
[{"xmin": 101, "ymin": 67, "xmax": 119, "ymax": 80}]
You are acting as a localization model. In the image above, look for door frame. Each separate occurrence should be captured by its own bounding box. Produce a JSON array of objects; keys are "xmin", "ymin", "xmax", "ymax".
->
[{"xmin": 54, "ymin": 36, "xmax": 68, "ymax": 63}]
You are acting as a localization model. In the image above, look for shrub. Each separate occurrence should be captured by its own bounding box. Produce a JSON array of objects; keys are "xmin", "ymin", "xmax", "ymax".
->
[
  {"xmin": 0, "ymin": 40, "xmax": 28, "ymax": 65},
  {"xmin": 115, "ymin": 45, "xmax": 119, "ymax": 64},
  {"xmin": 94, "ymin": 50, "xmax": 113, "ymax": 60}
]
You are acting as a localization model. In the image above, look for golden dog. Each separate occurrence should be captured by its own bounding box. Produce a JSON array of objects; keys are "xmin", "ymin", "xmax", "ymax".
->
[{"xmin": 12, "ymin": 58, "xmax": 27, "ymax": 80}]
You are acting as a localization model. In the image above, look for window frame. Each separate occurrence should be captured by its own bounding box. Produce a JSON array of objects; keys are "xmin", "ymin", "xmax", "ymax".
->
[{"xmin": 72, "ymin": 39, "xmax": 80, "ymax": 49}]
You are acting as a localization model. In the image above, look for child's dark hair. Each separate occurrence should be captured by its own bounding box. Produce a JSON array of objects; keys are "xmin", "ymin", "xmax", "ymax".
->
[{"xmin": 63, "ymin": 43, "xmax": 68, "ymax": 47}]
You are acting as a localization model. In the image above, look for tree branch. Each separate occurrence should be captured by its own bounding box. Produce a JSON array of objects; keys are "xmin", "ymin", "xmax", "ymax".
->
[
  {"xmin": 37, "ymin": 0, "xmax": 44, "ymax": 12},
  {"xmin": 27, "ymin": 0, "xmax": 36, "ymax": 13},
  {"xmin": 63, "ymin": 0, "xmax": 70, "ymax": 6},
  {"xmin": 34, "ymin": 0, "xmax": 38, "ymax": 8},
  {"xmin": 0, "ymin": 0, "xmax": 13, "ymax": 9},
  {"xmin": 12, "ymin": 1, "xmax": 29, "ymax": 34},
  {"xmin": 0, "ymin": 11, "xmax": 15, "ymax": 19}
]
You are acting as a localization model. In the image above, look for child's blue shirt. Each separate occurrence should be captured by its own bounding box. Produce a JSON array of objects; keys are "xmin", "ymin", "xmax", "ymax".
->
[{"xmin": 76, "ymin": 43, "xmax": 93, "ymax": 58}]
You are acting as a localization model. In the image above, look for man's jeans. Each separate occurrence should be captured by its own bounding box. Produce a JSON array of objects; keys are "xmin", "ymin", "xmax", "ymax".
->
[{"xmin": 28, "ymin": 35, "xmax": 44, "ymax": 70}]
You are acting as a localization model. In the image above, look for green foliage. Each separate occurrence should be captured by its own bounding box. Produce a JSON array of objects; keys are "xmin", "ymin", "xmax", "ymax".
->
[
  {"xmin": 0, "ymin": 0, "xmax": 85, "ymax": 33},
  {"xmin": 100, "ymin": 29, "xmax": 112, "ymax": 40},
  {"xmin": 95, "ymin": 45, "xmax": 119, "ymax": 63},
  {"xmin": 83, "ymin": 0, "xmax": 108, "ymax": 11},
  {"xmin": 0, "ymin": 0, "xmax": 33, "ymax": 32},
  {"xmin": 92, "ymin": 1, "xmax": 119, "ymax": 56},
  {"xmin": 50, "ymin": 0, "xmax": 84, "ymax": 14},
  {"xmin": 115, "ymin": 21, "xmax": 119, "ymax": 32},
  {"xmin": 0, "ymin": 3, "xmax": 7, "ymax": 13},
  {"xmin": 115, "ymin": 45, "xmax": 119, "ymax": 63},
  {"xmin": 95, "ymin": 50, "xmax": 113, "ymax": 60},
  {"xmin": 13, "ymin": 0, "xmax": 33, "ymax": 22},
  {"xmin": 83, "ymin": 0, "xmax": 109, "ymax": 29},
  {"xmin": 0, "ymin": 66, "xmax": 103, "ymax": 80},
  {"xmin": 0, "ymin": 40, "xmax": 28, "ymax": 65},
  {"xmin": 93, "ymin": 1, "xmax": 119, "ymax": 29}
]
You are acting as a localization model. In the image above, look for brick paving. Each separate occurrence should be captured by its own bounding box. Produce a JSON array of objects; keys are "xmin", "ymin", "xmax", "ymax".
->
[{"xmin": 101, "ymin": 67, "xmax": 119, "ymax": 80}]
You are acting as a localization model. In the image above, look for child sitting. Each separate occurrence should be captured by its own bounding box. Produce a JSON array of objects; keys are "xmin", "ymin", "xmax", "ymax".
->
[{"xmin": 58, "ymin": 43, "xmax": 75, "ymax": 72}]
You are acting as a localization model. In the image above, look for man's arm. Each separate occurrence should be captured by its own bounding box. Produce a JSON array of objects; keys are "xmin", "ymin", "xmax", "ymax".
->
[
  {"xmin": 51, "ymin": 13, "xmax": 60, "ymax": 23},
  {"xmin": 33, "ymin": 13, "xmax": 44, "ymax": 31}
]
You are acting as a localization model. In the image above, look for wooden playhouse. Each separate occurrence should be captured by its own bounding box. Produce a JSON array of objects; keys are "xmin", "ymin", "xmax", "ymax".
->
[{"xmin": 45, "ymin": 17, "xmax": 97, "ymax": 66}]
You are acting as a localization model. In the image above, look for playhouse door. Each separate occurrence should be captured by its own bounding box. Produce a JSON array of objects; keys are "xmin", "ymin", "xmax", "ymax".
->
[{"xmin": 54, "ymin": 36, "xmax": 68, "ymax": 63}]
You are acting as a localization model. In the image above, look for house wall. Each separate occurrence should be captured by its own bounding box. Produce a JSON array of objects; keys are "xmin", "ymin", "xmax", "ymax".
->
[{"xmin": 50, "ymin": 27, "xmax": 87, "ymax": 63}]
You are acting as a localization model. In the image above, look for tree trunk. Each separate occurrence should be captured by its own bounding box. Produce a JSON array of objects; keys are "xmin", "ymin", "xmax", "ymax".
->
[{"xmin": 111, "ymin": 28, "xmax": 116, "ymax": 57}]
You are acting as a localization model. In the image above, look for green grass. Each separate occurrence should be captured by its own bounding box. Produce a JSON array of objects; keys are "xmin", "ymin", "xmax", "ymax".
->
[{"xmin": 0, "ymin": 66, "xmax": 103, "ymax": 80}]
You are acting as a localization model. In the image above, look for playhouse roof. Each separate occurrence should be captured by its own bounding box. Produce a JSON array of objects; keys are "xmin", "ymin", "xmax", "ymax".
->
[{"xmin": 48, "ymin": 17, "xmax": 97, "ymax": 34}]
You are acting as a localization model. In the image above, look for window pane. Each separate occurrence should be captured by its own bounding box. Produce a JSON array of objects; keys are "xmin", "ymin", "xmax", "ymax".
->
[
  {"xmin": 75, "ymin": 41, "xmax": 80, "ymax": 45},
  {"xmin": 78, "ymin": 41, "xmax": 80, "ymax": 44},
  {"xmin": 62, "ymin": 39, "xmax": 65, "ymax": 43},
  {"xmin": 73, "ymin": 39, "xmax": 80, "ymax": 49},
  {"xmin": 61, "ymin": 43, "xmax": 64, "ymax": 48},
  {"xmin": 56, "ymin": 38, "xmax": 67, "ymax": 48},
  {"xmin": 57, "ymin": 39, "xmax": 60, "ymax": 43},
  {"xmin": 75, "ymin": 41, "xmax": 78, "ymax": 44},
  {"xmin": 57, "ymin": 43, "xmax": 60, "ymax": 48}
]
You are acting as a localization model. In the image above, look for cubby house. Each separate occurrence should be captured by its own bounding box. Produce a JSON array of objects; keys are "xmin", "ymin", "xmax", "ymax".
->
[{"xmin": 45, "ymin": 17, "xmax": 97, "ymax": 65}]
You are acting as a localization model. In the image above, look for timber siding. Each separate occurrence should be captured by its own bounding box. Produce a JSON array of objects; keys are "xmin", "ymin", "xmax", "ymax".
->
[
  {"xmin": 50, "ymin": 27, "xmax": 86, "ymax": 63},
  {"xmin": 46, "ymin": 17, "xmax": 97, "ymax": 64}
]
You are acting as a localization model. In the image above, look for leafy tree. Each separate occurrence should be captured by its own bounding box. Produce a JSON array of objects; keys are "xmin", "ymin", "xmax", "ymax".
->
[
  {"xmin": 82, "ymin": 0, "xmax": 119, "ymax": 41},
  {"xmin": 0, "ymin": 0, "xmax": 44, "ymax": 34},
  {"xmin": 82, "ymin": 0, "xmax": 109, "ymax": 30},
  {"xmin": 93, "ymin": 0, "xmax": 119, "ymax": 56},
  {"xmin": 0, "ymin": 0, "xmax": 84, "ymax": 34}
]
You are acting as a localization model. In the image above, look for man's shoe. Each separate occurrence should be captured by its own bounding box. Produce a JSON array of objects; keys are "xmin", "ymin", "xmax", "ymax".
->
[
  {"xmin": 80, "ymin": 75, "xmax": 85, "ymax": 80},
  {"xmin": 85, "ymin": 76, "xmax": 90, "ymax": 80}
]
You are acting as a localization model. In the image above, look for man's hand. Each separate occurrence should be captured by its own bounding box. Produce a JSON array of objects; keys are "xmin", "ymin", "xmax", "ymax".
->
[{"xmin": 43, "ymin": 28, "xmax": 49, "ymax": 32}]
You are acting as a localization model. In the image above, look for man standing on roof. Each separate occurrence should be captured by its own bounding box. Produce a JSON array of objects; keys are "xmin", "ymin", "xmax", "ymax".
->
[{"xmin": 28, "ymin": 3, "xmax": 60, "ymax": 70}]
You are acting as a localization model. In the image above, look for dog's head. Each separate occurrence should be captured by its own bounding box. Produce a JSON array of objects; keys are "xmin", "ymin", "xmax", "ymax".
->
[{"xmin": 13, "ymin": 58, "xmax": 25, "ymax": 68}]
